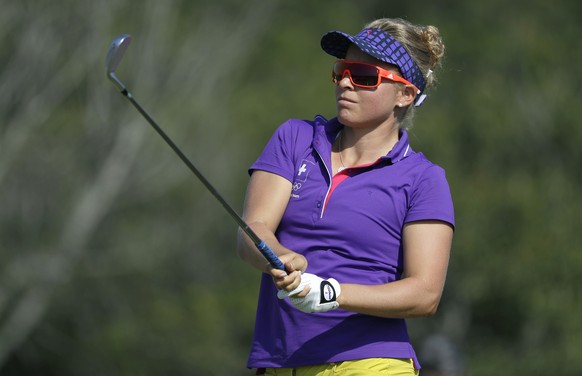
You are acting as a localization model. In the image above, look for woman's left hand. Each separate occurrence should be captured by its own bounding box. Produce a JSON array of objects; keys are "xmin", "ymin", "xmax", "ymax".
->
[{"xmin": 277, "ymin": 272, "xmax": 341, "ymax": 313}]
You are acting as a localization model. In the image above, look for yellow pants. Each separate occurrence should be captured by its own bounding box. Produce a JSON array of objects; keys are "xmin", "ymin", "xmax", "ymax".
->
[{"xmin": 265, "ymin": 358, "xmax": 419, "ymax": 376}]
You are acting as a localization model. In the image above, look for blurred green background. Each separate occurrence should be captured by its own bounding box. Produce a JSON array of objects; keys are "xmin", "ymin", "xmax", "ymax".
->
[{"xmin": 1, "ymin": 0, "xmax": 581, "ymax": 375}]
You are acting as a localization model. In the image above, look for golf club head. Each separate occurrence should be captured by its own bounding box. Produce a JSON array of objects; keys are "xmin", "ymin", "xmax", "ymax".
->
[{"xmin": 106, "ymin": 34, "xmax": 132, "ymax": 91}]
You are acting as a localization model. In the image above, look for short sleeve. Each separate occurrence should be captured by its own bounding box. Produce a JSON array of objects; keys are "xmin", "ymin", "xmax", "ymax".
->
[
  {"xmin": 249, "ymin": 120, "xmax": 301, "ymax": 183},
  {"xmin": 405, "ymin": 165, "xmax": 455, "ymax": 229}
]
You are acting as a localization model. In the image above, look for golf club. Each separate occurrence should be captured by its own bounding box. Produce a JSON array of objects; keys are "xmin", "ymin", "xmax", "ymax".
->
[{"xmin": 106, "ymin": 34, "xmax": 284, "ymax": 271}]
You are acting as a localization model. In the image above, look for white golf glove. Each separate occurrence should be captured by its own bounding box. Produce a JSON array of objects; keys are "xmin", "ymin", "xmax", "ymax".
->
[{"xmin": 277, "ymin": 272, "xmax": 341, "ymax": 313}]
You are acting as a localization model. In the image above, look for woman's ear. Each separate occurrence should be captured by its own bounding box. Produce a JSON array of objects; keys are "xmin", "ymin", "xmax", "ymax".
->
[{"xmin": 398, "ymin": 85, "xmax": 418, "ymax": 107}]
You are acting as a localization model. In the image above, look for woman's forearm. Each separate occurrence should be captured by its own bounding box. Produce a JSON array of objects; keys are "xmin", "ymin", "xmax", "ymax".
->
[
  {"xmin": 338, "ymin": 276, "xmax": 445, "ymax": 318},
  {"xmin": 236, "ymin": 222, "xmax": 287, "ymax": 272}
]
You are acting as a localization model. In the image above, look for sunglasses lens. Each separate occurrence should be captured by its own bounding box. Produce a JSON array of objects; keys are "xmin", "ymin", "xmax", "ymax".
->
[
  {"xmin": 333, "ymin": 62, "xmax": 380, "ymax": 87},
  {"xmin": 331, "ymin": 62, "xmax": 345, "ymax": 82}
]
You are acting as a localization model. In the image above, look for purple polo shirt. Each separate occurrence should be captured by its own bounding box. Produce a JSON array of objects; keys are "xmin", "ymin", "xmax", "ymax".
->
[{"xmin": 247, "ymin": 116, "xmax": 454, "ymax": 369}]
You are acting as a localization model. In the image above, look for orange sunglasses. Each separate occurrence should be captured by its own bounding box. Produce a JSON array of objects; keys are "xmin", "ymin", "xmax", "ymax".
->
[{"xmin": 332, "ymin": 60, "xmax": 419, "ymax": 92}]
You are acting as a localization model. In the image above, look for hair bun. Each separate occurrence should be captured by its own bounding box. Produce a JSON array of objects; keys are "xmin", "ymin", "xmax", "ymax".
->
[{"xmin": 421, "ymin": 25, "xmax": 445, "ymax": 69}]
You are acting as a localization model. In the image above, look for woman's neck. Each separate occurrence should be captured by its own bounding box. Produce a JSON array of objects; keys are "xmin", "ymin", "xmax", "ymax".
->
[{"xmin": 338, "ymin": 124, "xmax": 400, "ymax": 167}]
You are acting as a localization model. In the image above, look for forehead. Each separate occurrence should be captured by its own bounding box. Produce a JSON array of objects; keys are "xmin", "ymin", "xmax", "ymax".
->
[{"xmin": 345, "ymin": 45, "xmax": 399, "ymax": 72}]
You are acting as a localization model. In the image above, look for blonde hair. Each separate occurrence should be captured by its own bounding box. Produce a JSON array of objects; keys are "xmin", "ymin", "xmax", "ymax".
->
[{"xmin": 365, "ymin": 18, "xmax": 446, "ymax": 129}]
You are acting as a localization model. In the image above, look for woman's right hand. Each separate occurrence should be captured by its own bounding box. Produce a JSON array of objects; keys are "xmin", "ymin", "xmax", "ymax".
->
[{"xmin": 267, "ymin": 252, "xmax": 308, "ymax": 293}]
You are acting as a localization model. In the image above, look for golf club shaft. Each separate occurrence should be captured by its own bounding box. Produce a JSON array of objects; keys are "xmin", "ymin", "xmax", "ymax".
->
[{"xmin": 118, "ymin": 88, "xmax": 285, "ymax": 270}]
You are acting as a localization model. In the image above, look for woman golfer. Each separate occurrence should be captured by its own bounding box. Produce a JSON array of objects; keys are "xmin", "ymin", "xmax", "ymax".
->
[{"xmin": 237, "ymin": 17, "xmax": 455, "ymax": 376}]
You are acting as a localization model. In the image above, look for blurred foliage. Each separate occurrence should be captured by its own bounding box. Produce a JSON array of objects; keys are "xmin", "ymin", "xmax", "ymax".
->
[{"xmin": 1, "ymin": 0, "xmax": 581, "ymax": 375}]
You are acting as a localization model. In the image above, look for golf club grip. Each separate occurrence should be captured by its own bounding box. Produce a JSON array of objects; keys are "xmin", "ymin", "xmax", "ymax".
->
[{"xmin": 256, "ymin": 241, "xmax": 285, "ymax": 270}]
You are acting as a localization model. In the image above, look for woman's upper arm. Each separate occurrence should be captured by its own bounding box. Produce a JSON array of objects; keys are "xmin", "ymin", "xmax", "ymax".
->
[
  {"xmin": 402, "ymin": 220, "xmax": 454, "ymax": 305},
  {"xmin": 242, "ymin": 170, "xmax": 293, "ymax": 232}
]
